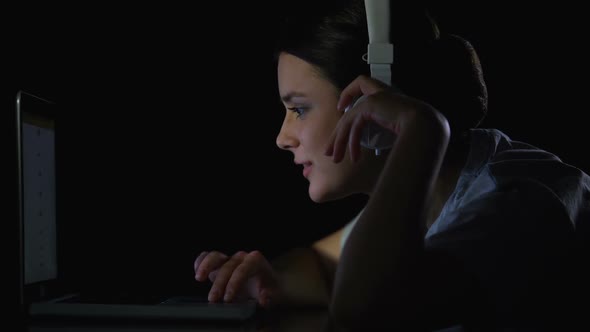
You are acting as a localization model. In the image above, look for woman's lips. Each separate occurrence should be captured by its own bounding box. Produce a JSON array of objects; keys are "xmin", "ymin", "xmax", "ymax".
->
[{"xmin": 302, "ymin": 163, "xmax": 312, "ymax": 178}]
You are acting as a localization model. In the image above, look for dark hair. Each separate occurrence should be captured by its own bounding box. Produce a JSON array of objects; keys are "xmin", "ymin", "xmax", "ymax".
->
[{"xmin": 275, "ymin": 0, "xmax": 488, "ymax": 140}]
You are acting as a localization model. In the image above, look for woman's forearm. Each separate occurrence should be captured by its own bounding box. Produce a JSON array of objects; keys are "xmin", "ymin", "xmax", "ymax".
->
[
  {"xmin": 330, "ymin": 107, "xmax": 450, "ymax": 326},
  {"xmin": 272, "ymin": 247, "xmax": 335, "ymax": 307}
]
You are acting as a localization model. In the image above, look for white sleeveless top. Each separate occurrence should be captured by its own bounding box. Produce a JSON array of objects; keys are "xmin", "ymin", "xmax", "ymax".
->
[{"xmin": 340, "ymin": 209, "xmax": 364, "ymax": 251}]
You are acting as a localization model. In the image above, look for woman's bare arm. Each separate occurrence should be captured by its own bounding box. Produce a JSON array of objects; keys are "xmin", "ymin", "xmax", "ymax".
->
[
  {"xmin": 328, "ymin": 79, "xmax": 451, "ymax": 328},
  {"xmin": 270, "ymin": 227, "xmax": 345, "ymax": 307}
]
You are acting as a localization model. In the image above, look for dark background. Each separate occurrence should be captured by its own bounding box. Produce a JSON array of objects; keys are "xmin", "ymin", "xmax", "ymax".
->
[{"xmin": 4, "ymin": 2, "xmax": 589, "ymax": 299}]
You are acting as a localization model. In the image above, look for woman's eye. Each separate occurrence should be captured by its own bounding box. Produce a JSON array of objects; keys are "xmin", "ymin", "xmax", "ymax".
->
[{"xmin": 288, "ymin": 107, "xmax": 308, "ymax": 119}]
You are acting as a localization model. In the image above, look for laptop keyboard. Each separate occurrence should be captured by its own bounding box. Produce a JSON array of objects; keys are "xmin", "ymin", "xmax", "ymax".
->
[{"xmin": 58, "ymin": 293, "xmax": 175, "ymax": 305}]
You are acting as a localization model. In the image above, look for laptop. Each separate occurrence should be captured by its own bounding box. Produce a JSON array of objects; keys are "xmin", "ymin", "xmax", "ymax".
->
[{"xmin": 16, "ymin": 90, "xmax": 257, "ymax": 322}]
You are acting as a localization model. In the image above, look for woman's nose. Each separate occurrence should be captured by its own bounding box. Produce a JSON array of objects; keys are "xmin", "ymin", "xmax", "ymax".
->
[{"xmin": 276, "ymin": 120, "xmax": 299, "ymax": 150}]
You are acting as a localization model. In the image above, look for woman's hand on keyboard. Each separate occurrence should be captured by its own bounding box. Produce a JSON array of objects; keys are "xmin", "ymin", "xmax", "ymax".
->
[{"xmin": 194, "ymin": 250, "xmax": 279, "ymax": 308}]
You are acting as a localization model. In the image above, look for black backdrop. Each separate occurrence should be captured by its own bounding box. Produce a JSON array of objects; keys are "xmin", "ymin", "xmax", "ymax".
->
[{"xmin": 5, "ymin": 2, "xmax": 589, "ymax": 297}]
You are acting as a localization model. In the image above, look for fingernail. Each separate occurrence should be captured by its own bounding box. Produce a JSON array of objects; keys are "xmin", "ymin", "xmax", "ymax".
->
[{"xmin": 208, "ymin": 291, "xmax": 218, "ymax": 302}]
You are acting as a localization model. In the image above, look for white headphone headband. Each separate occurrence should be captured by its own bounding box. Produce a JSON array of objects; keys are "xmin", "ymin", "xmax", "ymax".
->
[{"xmin": 364, "ymin": 0, "xmax": 393, "ymax": 86}]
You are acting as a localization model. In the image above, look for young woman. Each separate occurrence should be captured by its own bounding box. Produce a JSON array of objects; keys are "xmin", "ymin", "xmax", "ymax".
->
[{"xmin": 194, "ymin": 1, "xmax": 589, "ymax": 329}]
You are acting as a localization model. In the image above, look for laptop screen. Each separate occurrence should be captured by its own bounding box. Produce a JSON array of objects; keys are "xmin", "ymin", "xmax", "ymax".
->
[{"xmin": 17, "ymin": 91, "xmax": 58, "ymax": 289}]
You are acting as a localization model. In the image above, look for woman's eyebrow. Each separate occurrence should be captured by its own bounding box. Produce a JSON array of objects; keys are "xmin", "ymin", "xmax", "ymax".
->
[{"xmin": 281, "ymin": 91, "xmax": 308, "ymax": 103}]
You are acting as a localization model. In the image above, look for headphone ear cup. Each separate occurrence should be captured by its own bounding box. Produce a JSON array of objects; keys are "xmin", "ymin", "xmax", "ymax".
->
[
  {"xmin": 344, "ymin": 103, "xmax": 351, "ymax": 113},
  {"xmin": 342, "ymin": 94, "xmax": 396, "ymax": 153},
  {"xmin": 344, "ymin": 94, "xmax": 367, "ymax": 113}
]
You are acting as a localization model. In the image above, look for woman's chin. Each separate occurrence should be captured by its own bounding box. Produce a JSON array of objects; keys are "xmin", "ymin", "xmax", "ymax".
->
[
  {"xmin": 308, "ymin": 184, "xmax": 327, "ymax": 203},
  {"xmin": 309, "ymin": 193, "xmax": 327, "ymax": 203}
]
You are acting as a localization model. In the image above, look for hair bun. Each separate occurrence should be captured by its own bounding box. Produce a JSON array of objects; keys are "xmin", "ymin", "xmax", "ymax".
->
[{"xmin": 399, "ymin": 33, "xmax": 488, "ymax": 138}]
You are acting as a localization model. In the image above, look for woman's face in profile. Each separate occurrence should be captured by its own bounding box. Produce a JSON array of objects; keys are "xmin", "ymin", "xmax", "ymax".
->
[{"xmin": 276, "ymin": 53, "xmax": 373, "ymax": 202}]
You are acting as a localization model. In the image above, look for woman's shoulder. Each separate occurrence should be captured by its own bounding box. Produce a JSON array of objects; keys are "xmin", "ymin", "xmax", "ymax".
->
[
  {"xmin": 465, "ymin": 128, "xmax": 589, "ymax": 207},
  {"xmin": 471, "ymin": 128, "xmax": 580, "ymax": 168},
  {"xmin": 476, "ymin": 128, "xmax": 590, "ymax": 226},
  {"xmin": 429, "ymin": 128, "xmax": 590, "ymax": 238}
]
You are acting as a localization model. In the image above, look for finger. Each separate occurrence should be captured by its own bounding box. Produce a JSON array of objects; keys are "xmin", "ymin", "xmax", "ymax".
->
[
  {"xmin": 332, "ymin": 115, "xmax": 354, "ymax": 163},
  {"xmin": 208, "ymin": 251, "xmax": 247, "ymax": 302},
  {"xmin": 208, "ymin": 269, "xmax": 220, "ymax": 282},
  {"xmin": 349, "ymin": 112, "xmax": 367, "ymax": 163},
  {"xmin": 259, "ymin": 288, "xmax": 274, "ymax": 308},
  {"xmin": 336, "ymin": 77, "xmax": 365, "ymax": 111},
  {"xmin": 325, "ymin": 100, "xmax": 354, "ymax": 157},
  {"xmin": 195, "ymin": 252, "xmax": 228, "ymax": 282},
  {"xmin": 325, "ymin": 113, "xmax": 345, "ymax": 157},
  {"xmin": 324, "ymin": 142, "xmax": 334, "ymax": 157},
  {"xmin": 224, "ymin": 251, "xmax": 266, "ymax": 302},
  {"xmin": 324, "ymin": 129, "xmax": 336, "ymax": 156},
  {"xmin": 193, "ymin": 251, "xmax": 208, "ymax": 276},
  {"xmin": 337, "ymin": 75, "xmax": 387, "ymax": 111}
]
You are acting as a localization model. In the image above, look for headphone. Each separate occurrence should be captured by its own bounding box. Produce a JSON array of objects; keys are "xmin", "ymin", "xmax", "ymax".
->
[{"xmin": 344, "ymin": 0, "xmax": 396, "ymax": 156}]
